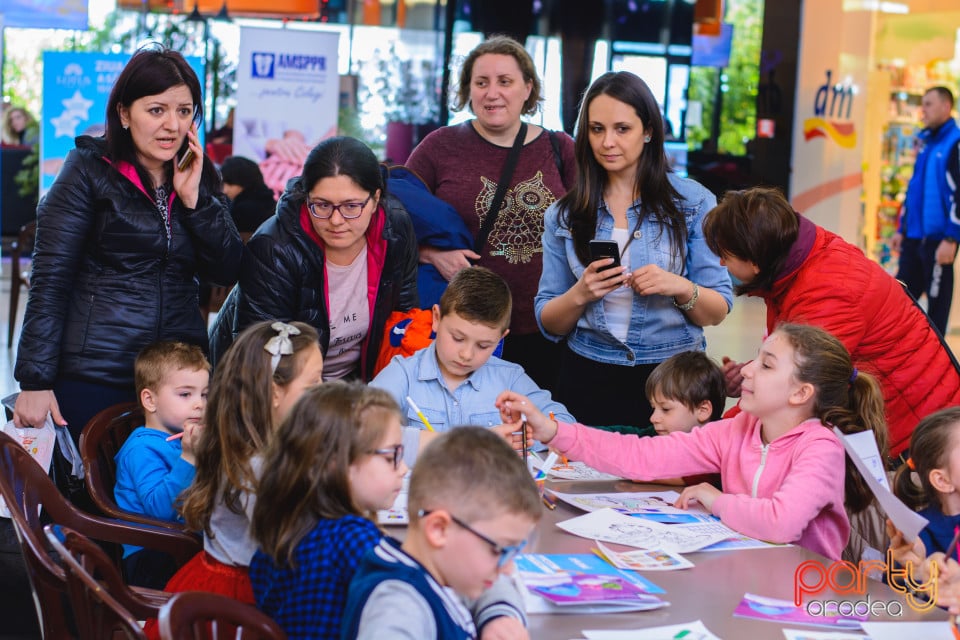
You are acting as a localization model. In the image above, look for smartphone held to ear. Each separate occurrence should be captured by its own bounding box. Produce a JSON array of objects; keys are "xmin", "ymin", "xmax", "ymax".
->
[
  {"xmin": 177, "ymin": 147, "xmax": 196, "ymax": 172},
  {"xmin": 589, "ymin": 239, "xmax": 621, "ymax": 271}
]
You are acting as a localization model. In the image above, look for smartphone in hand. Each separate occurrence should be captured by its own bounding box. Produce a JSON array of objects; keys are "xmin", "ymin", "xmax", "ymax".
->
[
  {"xmin": 177, "ymin": 107, "xmax": 201, "ymax": 171},
  {"xmin": 589, "ymin": 239, "xmax": 621, "ymax": 271}
]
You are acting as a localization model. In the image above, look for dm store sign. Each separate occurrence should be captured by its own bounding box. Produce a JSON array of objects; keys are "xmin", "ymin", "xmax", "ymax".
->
[{"xmin": 802, "ymin": 70, "xmax": 857, "ymax": 150}]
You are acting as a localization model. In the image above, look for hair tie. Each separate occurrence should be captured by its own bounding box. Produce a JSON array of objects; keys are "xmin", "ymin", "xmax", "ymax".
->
[
  {"xmin": 906, "ymin": 457, "xmax": 916, "ymax": 471},
  {"xmin": 849, "ymin": 367, "xmax": 858, "ymax": 384},
  {"xmin": 264, "ymin": 321, "xmax": 301, "ymax": 373}
]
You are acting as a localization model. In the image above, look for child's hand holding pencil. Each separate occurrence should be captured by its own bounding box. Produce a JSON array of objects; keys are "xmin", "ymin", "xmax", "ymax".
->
[{"xmin": 494, "ymin": 391, "xmax": 558, "ymax": 443}]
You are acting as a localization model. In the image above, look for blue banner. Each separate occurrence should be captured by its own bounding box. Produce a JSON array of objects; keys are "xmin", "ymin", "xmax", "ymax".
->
[
  {"xmin": 41, "ymin": 51, "xmax": 204, "ymax": 194},
  {"xmin": 1, "ymin": 0, "xmax": 89, "ymax": 30}
]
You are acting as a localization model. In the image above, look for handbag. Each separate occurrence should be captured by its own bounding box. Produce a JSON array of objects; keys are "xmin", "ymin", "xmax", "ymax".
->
[{"xmin": 474, "ymin": 122, "xmax": 528, "ymax": 255}]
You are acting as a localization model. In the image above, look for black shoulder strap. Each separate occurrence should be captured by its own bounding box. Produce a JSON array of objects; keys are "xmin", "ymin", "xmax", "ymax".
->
[
  {"xmin": 548, "ymin": 130, "xmax": 565, "ymax": 187},
  {"xmin": 474, "ymin": 123, "xmax": 527, "ymax": 255}
]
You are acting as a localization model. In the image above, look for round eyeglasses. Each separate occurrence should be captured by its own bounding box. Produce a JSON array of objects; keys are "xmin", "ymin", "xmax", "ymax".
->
[
  {"xmin": 307, "ymin": 195, "xmax": 372, "ymax": 220},
  {"xmin": 418, "ymin": 510, "xmax": 527, "ymax": 568},
  {"xmin": 369, "ymin": 443, "xmax": 404, "ymax": 470}
]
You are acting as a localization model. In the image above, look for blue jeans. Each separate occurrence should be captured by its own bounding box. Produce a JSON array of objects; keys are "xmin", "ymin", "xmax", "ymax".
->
[{"xmin": 896, "ymin": 237, "xmax": 956, "ymax": 336}]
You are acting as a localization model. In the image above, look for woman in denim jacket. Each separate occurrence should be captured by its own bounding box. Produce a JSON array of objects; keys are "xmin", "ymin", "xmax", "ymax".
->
[{"xmin": 536, "ymin": 72, "xmax": 733, "ymax": 427}]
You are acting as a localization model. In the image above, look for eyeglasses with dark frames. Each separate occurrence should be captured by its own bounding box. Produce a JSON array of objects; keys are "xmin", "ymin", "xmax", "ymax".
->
[
  {"xmin": 307, "ymin": 195, "xmax": 372, "ymax": 219},
  {"xmin": 369, "ymin": 443, "xmax": 404, "ymax": 470},
  {"xmin": 417, "ymin": 510, "xmax": 527, "ymax": 568}
]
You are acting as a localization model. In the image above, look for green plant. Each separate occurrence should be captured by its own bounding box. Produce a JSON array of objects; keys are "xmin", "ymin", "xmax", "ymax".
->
[{"xmin": 358, "ymin": 44, "xmax": 439, "ymax": 125}]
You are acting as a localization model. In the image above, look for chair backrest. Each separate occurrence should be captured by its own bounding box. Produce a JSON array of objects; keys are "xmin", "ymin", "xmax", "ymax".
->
[
  {"xmin": 0, "ymin": 433, "xmax": 202, "ymax": 639},
  {"xmin": 158, "ymin": 591, "xmax": 287, "ymax": 640},
  {"xmin": 79, "ymin": 401, "xmax": 185, "ymax": 530},
  {"xmin": 44, "ymin": 524, "xmax": 152, "ymax": 640}
]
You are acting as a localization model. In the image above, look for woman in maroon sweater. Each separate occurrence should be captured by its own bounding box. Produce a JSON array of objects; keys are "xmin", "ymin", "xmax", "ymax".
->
[{"xmin": 406, "ymin": 36, "xmax": 576, "ymax": 392}]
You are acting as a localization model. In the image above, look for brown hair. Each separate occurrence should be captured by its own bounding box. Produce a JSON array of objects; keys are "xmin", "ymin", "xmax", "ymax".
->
[
  {"xmin": 645, "ymin": 351, "xmax": 725, "ymax": 422},
  {"xmin": 134, "ymin": 341, "xmax": 210, "ymax": 402},
  {"xmin": 558, "ymin": 71, "xmax": 684, "ymax": 268},
  {"xmin": 438, "ymin": 266, "xmax": 512, "ymax": 331},
  {"xmin": 775, "ymin": 323, "xmax": 888, "ymax": 514},
  {"xmin": 408, "ymin": 427, "xmax": 542, "ymax": 525},
  {"xmin": 926, "ymin": 86, "xmax": 955, "ymax": 108},
  {"xmin": 454, "ymin": 36, "xmax": 542, "ymax": 116},
  {"xmin": 180, "ymin": 320, "xmax": 320, "ymax": 534},
  {"xmin": 894, "ymin": 407, "xmax": 960, "ymax": 512},
  {"xmin": 252, "ymin": 381, "xmax": 400, "ymax": 566},
  {"xmin": 702, "ymin": 187, "xmax": 799, "ymax": 295}
]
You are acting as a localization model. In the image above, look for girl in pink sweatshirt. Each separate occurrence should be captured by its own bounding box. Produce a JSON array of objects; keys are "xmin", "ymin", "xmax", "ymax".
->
[{"xmin": 497, "ymin": 323, "xmax": 887, "ymax": 560}]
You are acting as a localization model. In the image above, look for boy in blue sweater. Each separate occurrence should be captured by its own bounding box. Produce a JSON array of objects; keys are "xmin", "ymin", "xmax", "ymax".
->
[
  {"xmin": 372, "ymin": 266, "xmax": 574, "ymax": 465},
  {"xmin": 114, "ymin": 341, "xmax": 209, "ymax": 588},
  {"xmin": 342, "ymin": 427, "xmax": 541, "ymax": 639}
]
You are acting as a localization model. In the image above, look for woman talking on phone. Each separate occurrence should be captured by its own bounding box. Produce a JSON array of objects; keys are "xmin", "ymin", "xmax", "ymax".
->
[
  {"xmin": 536, "ymin": 71, "xmax": 732, "ymax": 426},
  {"xmin": 13, "ymin": 46, "xmax": 242, "ymax": 445}
]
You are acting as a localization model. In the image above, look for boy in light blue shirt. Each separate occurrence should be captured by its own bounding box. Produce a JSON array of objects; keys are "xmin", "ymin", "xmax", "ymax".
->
[{"xmin": 371, "ymin": 267, "xmax": 574, "ymax": 464}]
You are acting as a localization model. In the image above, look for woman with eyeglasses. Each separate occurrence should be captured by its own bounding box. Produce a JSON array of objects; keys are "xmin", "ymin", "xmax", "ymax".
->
[{"xmin": 209, "ymin": 136, "xmax": 418, "ymax": 381}]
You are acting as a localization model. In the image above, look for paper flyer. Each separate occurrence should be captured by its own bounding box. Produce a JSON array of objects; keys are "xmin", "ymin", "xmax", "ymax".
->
[
  {"xmin": 594, "ymin": 541, "xmax": 694, "ymax": 571},
  {"xmin": 557, "ymin": 508, "xmax": 737, "ymax": 553},
  {"xmin": 858, "ymin": 621, "xmax": 959, "ymax": 640}
]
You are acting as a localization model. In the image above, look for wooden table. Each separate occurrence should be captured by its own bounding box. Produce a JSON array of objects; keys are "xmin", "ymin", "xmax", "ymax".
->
[{"xmin": 524, "ymin": 478, "xmax": 948, "ymax": 639}]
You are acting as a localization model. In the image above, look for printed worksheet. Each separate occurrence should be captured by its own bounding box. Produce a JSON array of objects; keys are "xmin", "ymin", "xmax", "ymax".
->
[
  {"xmin": 781, "ymin": 631, "xmax": 866, "ymax": 640},
  {"xmin": 557, "ymin": 508, "xmax": 736, "ymax": 553},
  {"xmin": 733, "ymin": 593, "xmax": 865, "ymax": 629},
  {"xmin": 859, "ymin": 621, "xmax": 959, "ymax": 640}
]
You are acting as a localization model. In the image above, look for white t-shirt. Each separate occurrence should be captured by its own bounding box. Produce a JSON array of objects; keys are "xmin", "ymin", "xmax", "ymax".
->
[
  {"xmin": 323, "ymin": 246, "xmax": 370, "ymax": 380},
  {"xmin": 603, "ymin": 227, "xmax": 634, "ymax": 343}
]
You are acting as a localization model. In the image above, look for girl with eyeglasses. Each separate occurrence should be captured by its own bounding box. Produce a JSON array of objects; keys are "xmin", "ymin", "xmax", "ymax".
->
[
  {"xmin": 209, "ymin": 136, "xmax": 419, "ymax": 382},
  {"xmin": 249, "ymin": 381, "xmax": 407, "ymax": 640}
]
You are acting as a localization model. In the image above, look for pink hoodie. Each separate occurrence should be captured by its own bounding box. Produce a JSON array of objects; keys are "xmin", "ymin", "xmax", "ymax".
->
[{"xmin": 550, "ymin": 412, "xmax": 849, "ymax": 560}]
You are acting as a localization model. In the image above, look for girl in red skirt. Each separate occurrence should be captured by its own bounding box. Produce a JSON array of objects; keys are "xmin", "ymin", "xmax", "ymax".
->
[{"xmin": 144, "ymin": 320, "xmax": 324, "ymax": 638}]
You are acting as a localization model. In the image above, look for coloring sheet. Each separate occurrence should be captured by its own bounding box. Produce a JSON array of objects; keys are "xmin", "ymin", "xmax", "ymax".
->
[
  {"xmin": 557, "ymin": 508, "xmax": 736, "ymax": 553},
  {"xmin": 842, "ymin": 430, "xmax": 890, "ymax": 490},
  {"xmin": 529, "ymin": 453, "xmax": 621, "ymax": 481},
  {"xmin": 595, "ymin": 540, "xmax": 694, "ymax": 571},
  {"xmin": 551, "ymin": 490, "xmax": 716, "ymax": 524}
]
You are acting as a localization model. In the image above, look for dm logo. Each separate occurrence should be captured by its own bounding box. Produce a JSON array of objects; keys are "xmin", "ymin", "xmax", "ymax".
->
[
  {"xmin": 251, "ymin": 52, "xmax": 275, "ymax": 79},
  {"xmin": 803, "ymin": 70, "xmax": 857, "ymax": 149}
]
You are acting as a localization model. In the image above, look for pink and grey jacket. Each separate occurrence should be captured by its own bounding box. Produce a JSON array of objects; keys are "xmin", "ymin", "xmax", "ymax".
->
[{"xmin": 550, "ymin": 412, "xmax": 849, "ymax": 560}]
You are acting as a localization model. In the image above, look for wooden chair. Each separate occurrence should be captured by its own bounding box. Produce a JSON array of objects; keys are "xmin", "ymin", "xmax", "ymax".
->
[
  {"xmin": 79, "ymin": 401, "xmax": 189, "ymax": 531},
  {"xmin": 44, "ymin": 524, "xmax": 152, "ymax": 640},
  {"xmin": 0, "ymin": 432, "xmax": 201, "ymax": 640},
  {"xmin": 159, "ymin": 591, "xmax": 287, "ymax": 640},
  {"xmin": 8, "ymin": 219, "xmax": 36, "ymax": 347}
]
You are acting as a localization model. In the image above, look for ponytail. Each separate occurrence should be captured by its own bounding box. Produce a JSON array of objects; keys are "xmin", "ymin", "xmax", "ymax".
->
[
  {"xmin": 775, "ymin": 323, "xmax": 889, "ymax": 514},
  {"xmin": 892, "ymin": 406, "xmax": 960, "ymax": 513},
  {"xmin": 822, "ymin": 371, "xmax": 888, "ymax": 514}
]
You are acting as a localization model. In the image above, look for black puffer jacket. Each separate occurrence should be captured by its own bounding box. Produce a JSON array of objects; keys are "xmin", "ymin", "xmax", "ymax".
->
[
  {"xmin": 208, "ymin": 183, "xmax": 418, "ymax": 380},
  {"xmin": 15, "ymin": 136, "xmax": 243, "ymax": 390}
]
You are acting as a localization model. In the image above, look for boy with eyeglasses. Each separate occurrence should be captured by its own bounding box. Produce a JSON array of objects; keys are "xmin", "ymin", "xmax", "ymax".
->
[{"xmin": 341, "ymin": 427, "xmax": 542, "ymax": 639}]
